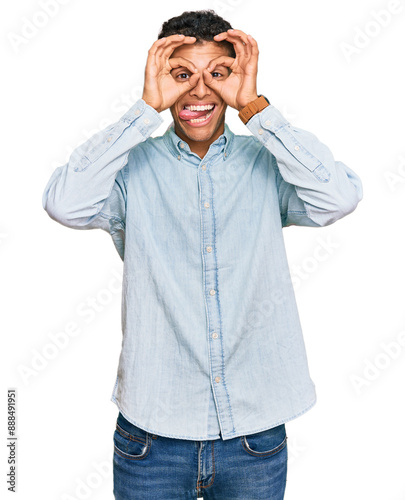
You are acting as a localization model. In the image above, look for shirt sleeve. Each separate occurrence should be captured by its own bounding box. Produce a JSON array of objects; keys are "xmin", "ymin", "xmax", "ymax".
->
[
  {"xmin": 42, "ymin": 99, "xmax": 163, "ymax": 257},
  {"xmin": 245, "ymin": 104, "xmax": 363, "ymax": 227}
]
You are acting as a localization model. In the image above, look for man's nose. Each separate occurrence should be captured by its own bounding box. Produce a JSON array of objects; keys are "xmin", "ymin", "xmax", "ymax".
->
[{"xmin": 190, "ymin": 72, "xmax": 211, "ymax": 99}]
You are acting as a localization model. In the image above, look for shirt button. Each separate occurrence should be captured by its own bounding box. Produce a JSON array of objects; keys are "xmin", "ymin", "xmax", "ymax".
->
[
  {"xmin": 265, "ymin": 120, "xmax": 271, "ymax": 126},
  {"xmin": 215, "ymin": 376, "xmax": 221, "ymax": 383},
  {"xmin": 135, "ymin": 109, "xmax": 140, "ymax": 115},
  {"xmin": 209, "ymin": 289, "xmax": 216, "ymax": 296},
  {"xmin": 107, "ymin": 136, "xmax": 112, "ymax": 142},
  {"xmin": 206, "ymin": 246, "xmax": 212, "ymax": 253},
  {"xmin": 294, "ymin": 145, "xmax": 300, "ymax": 151},
  {"xmin": 201, "ymin": 164, "xmax": 207, "ymax": 171},
  {"xmin": 204, "ymin": 202, "xmax": 210, "ymax": 208},
  {"xmin": 177, "ymin": 155, "xmax": 181, "ymax": 160},
  {"xmin": 180, "ymin": 142, "xmax": 184, "ymax": 148},
  {"xmin": 144, "ymin": 118, "xmax": 150, "ymax": 124},
  {"xmin": 212, "ymin": 332, "xmax": 218, "ymax": 339},
  {"xmin": 258, "ymin": 128, "xmax": 264, "ymax": 135}
]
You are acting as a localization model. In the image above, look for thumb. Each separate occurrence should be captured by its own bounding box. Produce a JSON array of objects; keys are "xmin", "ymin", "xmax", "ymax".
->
[
  {"xmin": 202, "ymin": 69, "xmax": 223, "ymax": 93},
  {"xmin": 187, "ymin": 72, "xmax": 201, "ymax": 89},
  {"xmin": 175, "ymin": 72, "xmax": 200, "ymax": 101}
]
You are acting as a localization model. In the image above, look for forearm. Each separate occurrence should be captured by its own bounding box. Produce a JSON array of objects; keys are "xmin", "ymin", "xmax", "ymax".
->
[
  {"xmin": 42, "ymin": 99, "xmax": 163, "ymax": 228},
  {"xmin": 246, "ymin": 104, "xmax": 363, "ymax": 226}
]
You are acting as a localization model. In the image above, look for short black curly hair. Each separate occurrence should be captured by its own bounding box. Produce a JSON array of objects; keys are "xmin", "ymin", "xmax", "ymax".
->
[{"xmin": 158, "ymin": 10, "xmax": 236, "ymax": 58}]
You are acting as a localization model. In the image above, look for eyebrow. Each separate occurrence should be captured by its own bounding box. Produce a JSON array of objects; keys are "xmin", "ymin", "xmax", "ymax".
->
[
  {"xmin": 170, "ymin": 64, "xmax": 231, "ymax": 74},
  {"xmin": 213, "ymin": 64, "xmax": 232, "ymax": 74},
  {"xmin": 170, "ymin": 67, "xmax": 192, "ymax": 72}
]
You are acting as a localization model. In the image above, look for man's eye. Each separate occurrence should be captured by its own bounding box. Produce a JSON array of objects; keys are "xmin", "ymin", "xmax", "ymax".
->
[
  {"xmin": 177, "ymin": 73, "xmax": 190, "ymax": 79},
  {"xmin": 212, "ymin": 72, "xmax": 222, "ymax": 78}
]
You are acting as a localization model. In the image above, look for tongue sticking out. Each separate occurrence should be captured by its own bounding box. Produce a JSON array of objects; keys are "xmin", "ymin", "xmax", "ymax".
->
[{"xmin": 179, "ymin": 108, "xmax": 212, "ymax": 121}]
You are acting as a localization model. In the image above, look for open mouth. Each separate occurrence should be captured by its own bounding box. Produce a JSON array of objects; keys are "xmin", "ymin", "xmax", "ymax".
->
[{"xmin": 179, "ymin": 104, "xmax": 216, "ymax": 125}]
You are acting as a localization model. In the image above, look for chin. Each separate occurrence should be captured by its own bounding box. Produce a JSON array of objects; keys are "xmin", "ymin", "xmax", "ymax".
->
[
  {"xmin": 176, "ymin": 118, "xmax": 224, "ymax": 143},
  {"xmin": 186, "ymin": 128, "xmax": 216, "ymax": 141}
]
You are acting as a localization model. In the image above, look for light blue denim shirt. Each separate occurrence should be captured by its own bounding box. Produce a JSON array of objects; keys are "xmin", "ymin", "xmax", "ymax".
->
[{"xmin": 42, "ymin": 98, "xmax": 363, "ymax": 440}]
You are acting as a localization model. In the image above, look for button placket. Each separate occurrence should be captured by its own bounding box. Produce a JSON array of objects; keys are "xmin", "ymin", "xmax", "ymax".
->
[{"xmin": 197, "ymin": 157, "xmax": 235, "ymax": 438}]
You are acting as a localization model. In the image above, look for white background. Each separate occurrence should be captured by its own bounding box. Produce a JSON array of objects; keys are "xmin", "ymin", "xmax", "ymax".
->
[{"xmin": 2, "ymin": 0, "xmax": 405, "ymax": 499}]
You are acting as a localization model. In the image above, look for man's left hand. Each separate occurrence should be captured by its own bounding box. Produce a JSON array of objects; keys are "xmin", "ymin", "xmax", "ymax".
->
[{"xmin": 202, "ymin": 29, "xmax": 259, "ymax": 111}]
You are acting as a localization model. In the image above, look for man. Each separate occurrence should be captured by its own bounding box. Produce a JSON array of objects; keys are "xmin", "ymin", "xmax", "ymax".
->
[{"xmin": 42, "ymin": 9, "xmax": 363, "ymax": 500}]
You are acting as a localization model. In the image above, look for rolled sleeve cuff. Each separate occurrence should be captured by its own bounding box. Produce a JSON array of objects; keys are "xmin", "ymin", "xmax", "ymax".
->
[
  {"xmin": 121, "ymin": 98, "xmax": 164, "ymax": 137},
  {"xmin": 245, "ymin": 105, "xmax": 331, "ymax": 182},
  {"xmin": 245, "ymin": 105, "xmax": 290, "ymax": 140}
]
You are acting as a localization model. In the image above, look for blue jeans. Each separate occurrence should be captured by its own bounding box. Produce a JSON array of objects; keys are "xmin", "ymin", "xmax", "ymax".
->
[{"xmin": 113, "ymin": 411, "xmax": 288, "ymax": 499}]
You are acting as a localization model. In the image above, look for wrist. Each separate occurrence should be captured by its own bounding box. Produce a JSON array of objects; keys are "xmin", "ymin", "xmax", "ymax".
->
[
  {"xmin": 142, "ymin": 95, "xmax": 162, "ymax": 114},
  {"xmin": 237, "ymin": 95, "xmax": 259, "ymax": 111}
]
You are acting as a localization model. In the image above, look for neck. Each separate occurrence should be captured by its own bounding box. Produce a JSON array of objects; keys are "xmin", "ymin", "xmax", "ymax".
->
[{"xmin": 174, "ymin": 123, "xmax": 225, "ymax": 160}]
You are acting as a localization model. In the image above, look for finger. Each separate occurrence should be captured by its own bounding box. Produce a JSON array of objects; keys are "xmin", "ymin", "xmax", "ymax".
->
[
  {"xmin": 247, "ymin": 34, "xmax": 259, "ymax": 58},
  {"xmin": 202, "ymin": 68, "xmax": 222, "ymax": 92},
  {"xmin": 214, "ymin": 28, "xmax": 249, "ymax": 44},
  {"xmin": 227, "ymin": 28, "xmax": 249, "ymax": 36},
  {"xmin": 158, "ymin": 34, "xmax": 197, "ymax": 58},
  {"xmin": 168, "ymin": 56, "xmax": 198, "ymax": 74},
  {"xmin": 243, "ymin": 35, "xmax": 252, "ymax": 59},
  {"xmin": 215, "ymin": 28, "xmax": 249, "ymax": 40},
  {"xmin": 213, "ymin": 30, "xmax": 228, "ymax": 39},
  {"xmin": 184, "ymin": 72, "xmax": 200, "ymax": 91},
  {"xmin": 148, "ymin": 36, "xmax": 170, "ymax": 56},
  {"xmin": 173, "ymin": 72, "xmax": 200, "ymax": 102},
  {"xmin": 152, "ymin": 34, "xmax": 187, "ymax": 58},
  {"xmin": 246, "ymin": 35, "xmax": 258, "ymax": 72},
  {"xmin": 206, "ymin": 55, "xmax": 236, "ymax": 73},
  {"xmin": 224, "ymin": 32, "xmax": 250, "ymax": 57},
  {"xmin": 214, "ymin": 29, "xmax": 250, "ymax": 57}
]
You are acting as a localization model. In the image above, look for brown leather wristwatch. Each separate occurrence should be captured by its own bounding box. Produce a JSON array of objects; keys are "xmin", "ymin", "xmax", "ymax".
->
[{"xmin": 238, "ymin": 95, "xmax": 270, "ymax": 124}]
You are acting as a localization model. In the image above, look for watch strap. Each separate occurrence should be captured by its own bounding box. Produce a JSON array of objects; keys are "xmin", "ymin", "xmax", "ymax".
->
[{"xmin": 238, "ymin": 95, "xmax": 270, "ymax": 124}]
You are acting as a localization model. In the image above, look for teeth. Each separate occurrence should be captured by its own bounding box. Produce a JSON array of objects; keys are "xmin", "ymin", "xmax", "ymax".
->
[
  {"xmin": 189, "ymin": 109, "xmax": 214, "ymax": 123},
  {"xmin": 184, "ymin": 104, "xmax": 215, "ymax": 111}
]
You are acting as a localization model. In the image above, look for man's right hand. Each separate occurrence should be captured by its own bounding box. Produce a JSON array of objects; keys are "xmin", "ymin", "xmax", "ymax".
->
[{"xmin": 142, "ymin": 34, "xmax": 199, "ymax": 113}]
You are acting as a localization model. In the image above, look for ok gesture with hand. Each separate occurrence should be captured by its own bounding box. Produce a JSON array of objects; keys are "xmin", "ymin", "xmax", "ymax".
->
[
  {"xmin": 202, "ymin": 29, "xmax": 259, "ymax": 111},
  {"xmin": 142, "ymin": 34, "xmax": 200, "ymax": 113}
]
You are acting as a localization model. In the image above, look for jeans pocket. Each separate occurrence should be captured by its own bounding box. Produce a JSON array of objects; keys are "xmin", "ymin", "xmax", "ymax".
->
[
  {"xmin": 113, "ymin": 413, "xmax": 151, "ymax": 460},
  {"xmin": 241, "ymin": 423, "xmax": 287, "ymax": 457}
]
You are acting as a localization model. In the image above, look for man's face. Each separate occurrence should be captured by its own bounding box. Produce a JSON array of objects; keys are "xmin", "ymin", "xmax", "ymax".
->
[{"xmin": 169, "ymin": 41, "xmax": 230, "ymax": 147}]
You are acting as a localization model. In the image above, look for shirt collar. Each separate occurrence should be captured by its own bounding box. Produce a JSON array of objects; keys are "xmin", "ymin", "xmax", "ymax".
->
[{"xmin": 163, "ymin": 121, "xmax": 234, "ymax": 162}]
